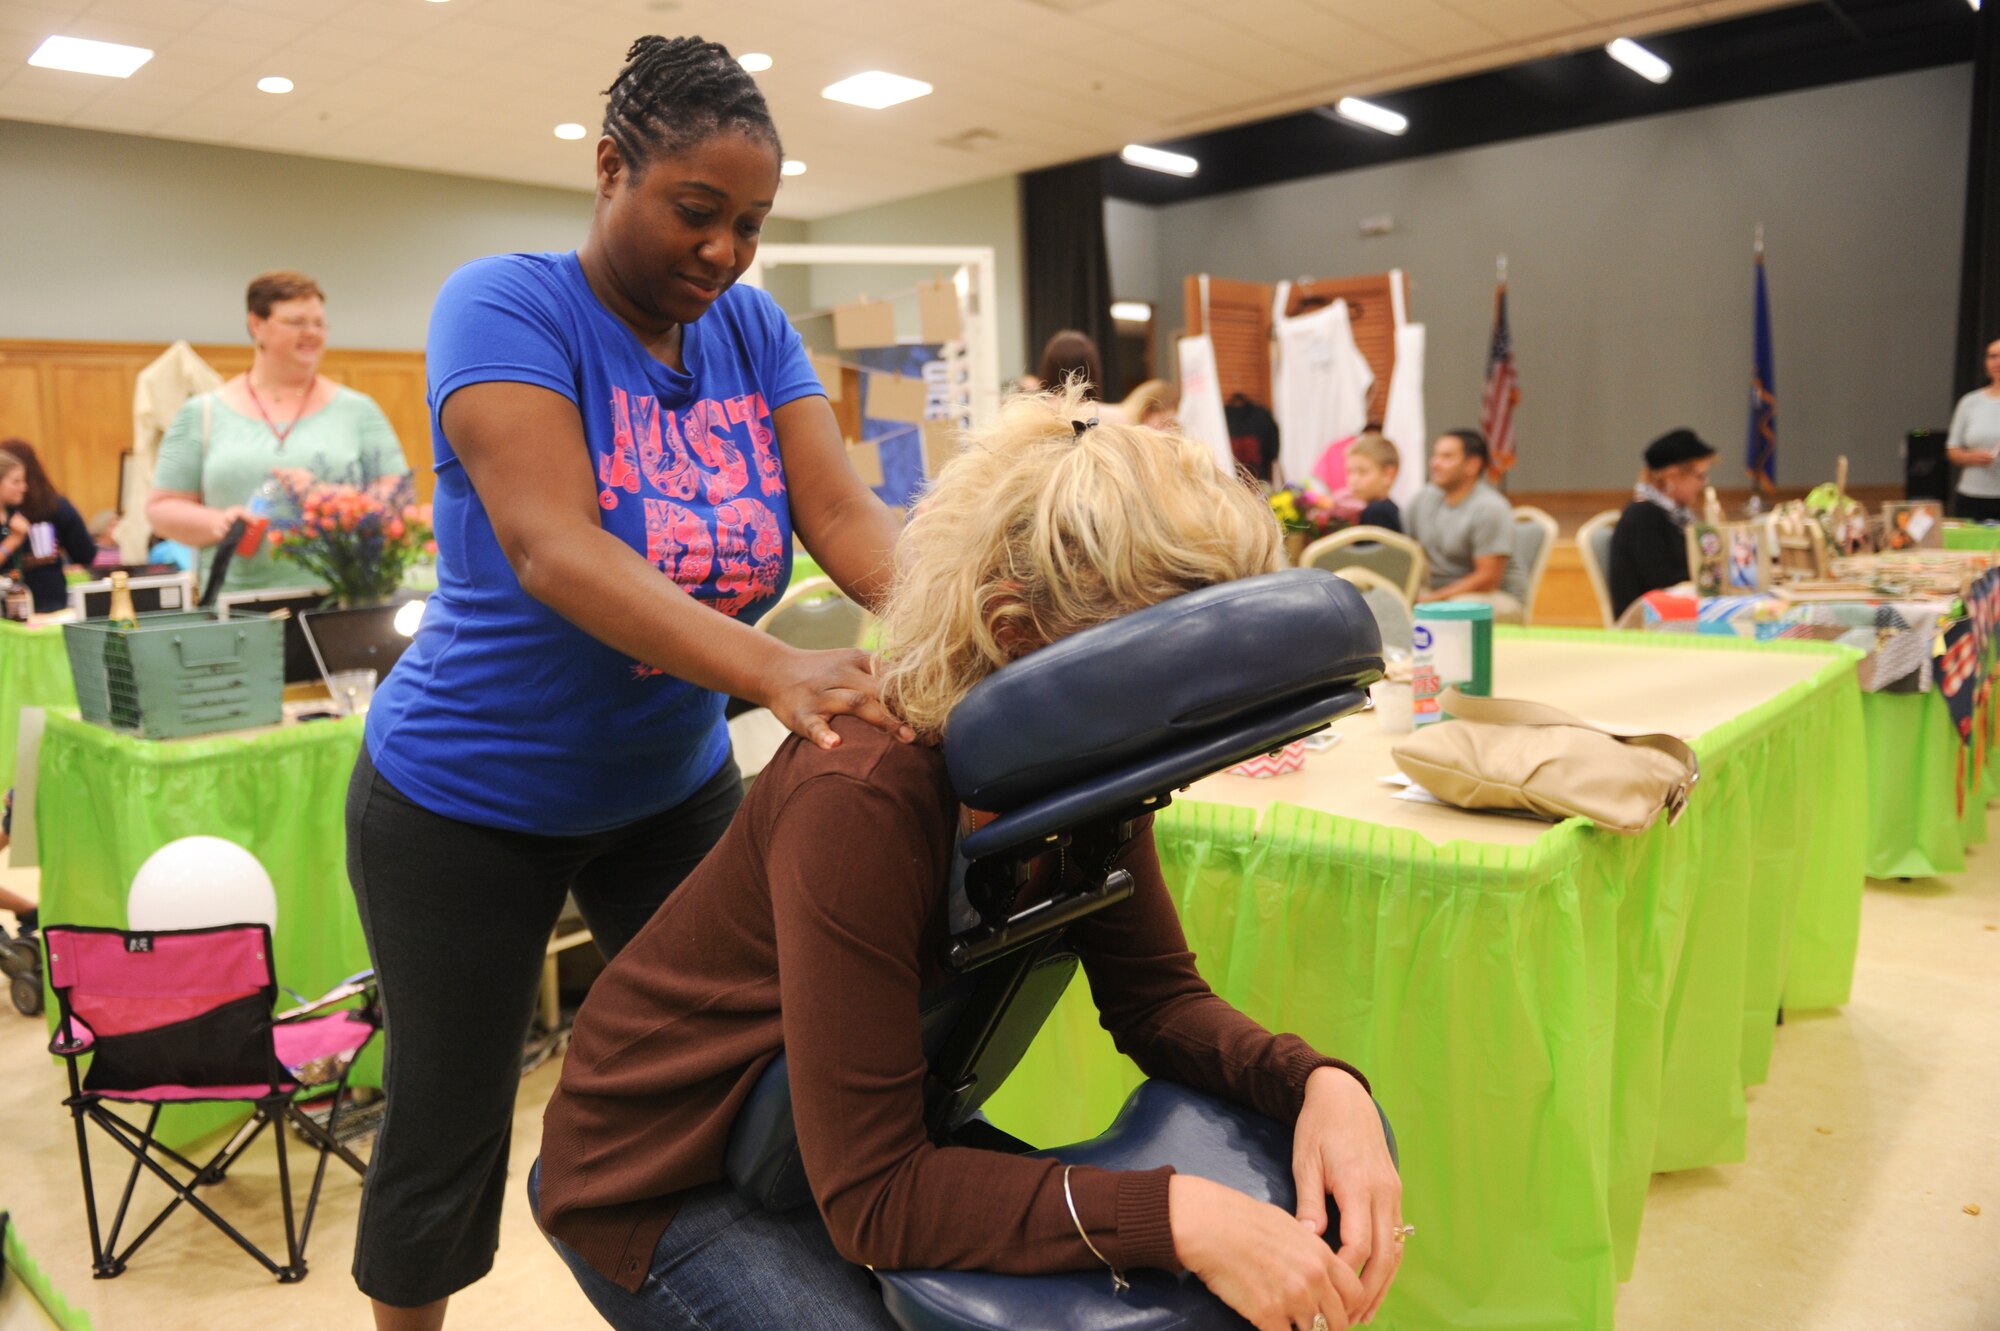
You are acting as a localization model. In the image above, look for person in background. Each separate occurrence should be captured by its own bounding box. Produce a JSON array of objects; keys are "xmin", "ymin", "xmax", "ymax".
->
[
  {"xmin": 347, "ymin": 36, "xmax": 912, "ymax": 1331},
  {"xmin": 146, "ymin": 269, "xmax": 408, "ymax": 593},
  {"xmin": 86, "ymin": 510, "xmax": 125, "ymax": 569},
  {"xmin": 1036, "ymin": 329, "xmax": 1104, "ymax": 402},
  {"xmin": 1118, "ymin": 377, "xmax": 1179, "ymax": 431},
  {"xmin": 1343, "ymin": 432, "xmax": 1402, "ymax": 533},
  {"xmin": 0, "ymin": 443, "xmax": 97, "ymax": 614},
  {"xmin": 1608, "ymin": 428, "xmax": 1715, "ymax": 618},
  {"xmin": 1404, "ymin": 429, "xmax": 1525, "ymax": 619},
  {"xmin": 1947, "ymin": 336, "xmax": 2000, "ymax": 521},
  {"xmin": 531, "ymin": 384, "xmax": 1404, "ymax": 1331}
]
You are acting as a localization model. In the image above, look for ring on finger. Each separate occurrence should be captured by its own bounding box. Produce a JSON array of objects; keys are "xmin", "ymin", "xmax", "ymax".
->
[
  {"xmin": 1391, "ymin": 1223, "xmax": 1415, "ymax": 1242},
  {"xmin": 1310, "ymin": 1315, "xmax": 1329, "ymax": 1331}
]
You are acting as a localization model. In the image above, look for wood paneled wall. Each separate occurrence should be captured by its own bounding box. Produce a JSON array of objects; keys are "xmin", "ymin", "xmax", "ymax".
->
[
  {"xmin": 0, "ymin": 339, "xmax": 432, "ymax": 521},
  {"xmin": 1183, "ymin": 273, "xmax": 1402, "ymax": 420}
]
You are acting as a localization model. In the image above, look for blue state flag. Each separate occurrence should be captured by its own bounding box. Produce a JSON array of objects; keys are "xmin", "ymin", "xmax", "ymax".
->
[{"xmin": 1747, "ymin": 254, "xmax": 1777, "ymax": 493}]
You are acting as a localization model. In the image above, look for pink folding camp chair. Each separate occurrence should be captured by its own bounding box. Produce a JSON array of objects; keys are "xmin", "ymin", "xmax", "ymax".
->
[{"xmin": 42, "ymin": 923, "xmax": 379, "ymax": 1282}]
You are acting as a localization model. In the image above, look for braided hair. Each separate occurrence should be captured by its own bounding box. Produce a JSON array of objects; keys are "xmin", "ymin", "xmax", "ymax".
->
[{"xmin": 602, "ymin": 35, "xmax": 782, "ymax": 172}]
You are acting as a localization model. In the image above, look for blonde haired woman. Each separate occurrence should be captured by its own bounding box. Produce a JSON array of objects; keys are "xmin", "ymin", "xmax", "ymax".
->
[
  {"xmin": 531, "ymin": 385, "xmax": 1404, "ymax": 1331},
  {"xmin": 1117, "ymin": 377, "xmax": 1180, "ymax": 431}
]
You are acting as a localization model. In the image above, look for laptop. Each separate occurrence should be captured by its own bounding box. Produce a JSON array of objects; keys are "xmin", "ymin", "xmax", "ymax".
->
[
  {"xmin": 298, "ymin": 601, "xmax": 423, "ymax": 692},
  {"xmin": 215, "ymin": 586, "xmax": 331, "ymax": 684}
]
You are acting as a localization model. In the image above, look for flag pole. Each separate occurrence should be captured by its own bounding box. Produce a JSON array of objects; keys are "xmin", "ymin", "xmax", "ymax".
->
[
  {"xmin": 1498, "ymin": 255, "xmax": 1507, "ymax": 493},
  {"xmin": 1747, "ymin": 222, "xmax": 1776, "ymax": 511}
]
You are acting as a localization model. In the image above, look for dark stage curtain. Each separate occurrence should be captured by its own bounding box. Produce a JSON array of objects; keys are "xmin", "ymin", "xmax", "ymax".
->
[
  {"xmin": 1021, "ymin": 159, "xmax": 1118, "ymax": 397},
  {"xmin": 1957, "ymin": 2, "xmax": 2000, "ymax": 398}
]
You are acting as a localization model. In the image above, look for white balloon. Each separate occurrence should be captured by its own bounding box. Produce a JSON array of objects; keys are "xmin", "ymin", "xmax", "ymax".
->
[{"xmin": 127, "ymin": 836, "xmax": 278, "ymax": 933}]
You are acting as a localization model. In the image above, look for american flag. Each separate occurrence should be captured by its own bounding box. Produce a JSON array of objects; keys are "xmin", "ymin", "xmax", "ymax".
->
[{"xmin": 1481, "ymin": 282, "xmax": 1519, "ymax": 474}]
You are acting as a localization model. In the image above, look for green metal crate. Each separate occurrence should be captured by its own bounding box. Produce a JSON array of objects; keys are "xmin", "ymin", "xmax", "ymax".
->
[{"xmin": 62, "ymin": 611, "xmax": 284, "ymax": 739}]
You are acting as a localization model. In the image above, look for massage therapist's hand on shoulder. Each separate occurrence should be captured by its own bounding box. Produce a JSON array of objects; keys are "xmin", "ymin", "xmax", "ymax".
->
[{"xmin": 445, "ymin": 379, "xmax": 911, "ymax": 750}]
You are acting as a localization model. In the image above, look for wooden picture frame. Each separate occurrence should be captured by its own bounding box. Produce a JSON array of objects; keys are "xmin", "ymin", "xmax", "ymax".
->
[
  {"xmin": 1879, "ymin": 500, "xmax": 1944, "ymax": 551},
  {"xmin": 1687, "ymin": 520, "xmax": 1767, "ymax": 596}
]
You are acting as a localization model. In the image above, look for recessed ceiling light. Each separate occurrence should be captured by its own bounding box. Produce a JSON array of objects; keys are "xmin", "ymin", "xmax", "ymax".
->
[
  {"xmin": 1334, "ymin": 96, "xmax": 1409, "ymax": 136},
  {"xmin": 1110, "ymin": 301, "xmax": 1152, "ymax": 323},
  {"xmin": 739, "ymin": 52, "xmax": 773, "ymax": 73},
  {"xmin": 28, "ymin": 35, "xmax": 154, "ymax": 78},
  {"xmin": 781, "ymin": 159, "xmax": 807, "ymax": 177},
  {"xmin": 1605, "ymin": 37, "xmax": 1671, "ymax": 83},
  {"xmin": 1119, "ymin": 143, "xmax": 1199, "ymax": 177},
  {"xmin": 821, "ymin": 71, "xmax": 932, "ymax": 110},
  {"xmin": 553, "ymin": 122, "xmax": 587, "ymax": 140},
  {"xmin": 257, "ymin": 76, "xmax": 293, "ymax": 94}
]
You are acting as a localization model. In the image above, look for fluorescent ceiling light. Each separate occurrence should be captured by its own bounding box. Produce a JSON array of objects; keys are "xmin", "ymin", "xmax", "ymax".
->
[
  {"xmin": 553, "ymin": 122, "xmax": 587, "ymax": 140},
  {"xmin": 1334, "ymin": 96, "xmax": 1408, "ymax": 136},
  {"xmin": 1120, "ymin": 143, "xmax": 1199, "ymax": 177},
  {"xmin": 739, "ymin": 52, "xmax": 773, "ymax": 73},
  {"xmin": 1605, "ymin": 37, "xmax": 1671, "ymax": 83},
  {"xmin": 821, "ymin": 71, "xmax": 932, "ymax": 110},
  {"xmin": 1110, "ymin": 301, "xmax": 1152, "ymax": 322},
  {"xmin": 781, "ymin": 159, "xmax": 807, "ymax": 177},
  {"xmin": 256, "ymin": 76, "xmax": 293, "ymax": 94},
  {"xmin": 28, "ymin": 35, "xmax": 153, "ymax": 78}
]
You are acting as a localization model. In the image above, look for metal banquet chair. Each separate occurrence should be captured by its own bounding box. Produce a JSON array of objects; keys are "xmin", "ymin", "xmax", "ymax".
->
[{"xmin": 42, "ymin": 923, "xmax": 378, "ymax": 1282}]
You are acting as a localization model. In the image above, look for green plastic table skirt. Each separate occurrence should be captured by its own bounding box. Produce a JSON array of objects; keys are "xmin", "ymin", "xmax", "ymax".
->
[
  {"xmin": 982, "ymin": 631, "xmax": 1868, "ymax": 1331},
  {"xmin": 1943, "ymin": 521, "xmax": 2000, "ymax": 551},
  {"xmin": 0, "ymin": 620, "xmax": 78, "ymax": 791},
  {"xmin": 34, "ymin": 710, "xmax": 374, "ymax": 1147},
  {"xmin": 1861, "ymin": 689, "xmax": 1996, "ymax": 878}
]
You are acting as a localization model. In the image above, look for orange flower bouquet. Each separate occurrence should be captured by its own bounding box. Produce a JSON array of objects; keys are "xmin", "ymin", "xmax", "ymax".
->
[{"xmin": 266, "ymin": 470, "xmax": 434, "ymax": 607}]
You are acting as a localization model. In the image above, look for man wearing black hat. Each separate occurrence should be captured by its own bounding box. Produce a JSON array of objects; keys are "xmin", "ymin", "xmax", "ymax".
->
[{"xmin": 1608, "ymin": 428, "xmax": 1717, "ymax": 618}]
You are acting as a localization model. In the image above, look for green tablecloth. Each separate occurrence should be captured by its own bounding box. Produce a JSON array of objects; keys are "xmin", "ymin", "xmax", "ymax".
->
[
  {"xmin": 984, "ymin": 632, "xmax": 1867, "ymax": 1331},
  {"xmin": 1943, "ymin": 521, "xmax": 2000, "ymax": 551},
  {"xmin": 0, "ymin": 621, "xmax": 77, "ymax": 791},
  {"xmin": 35, "ymin": 711, "xmax": 373, "ymax": 1145},
  {"xmin": 1861, "ymin": 689, "xmax": 1995, "ymax": 877}
]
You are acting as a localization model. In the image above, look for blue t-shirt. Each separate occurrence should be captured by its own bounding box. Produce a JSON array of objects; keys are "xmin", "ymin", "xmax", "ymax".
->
[{"xmin": 366, "ymin": 251, "xmax": 821, "ymax": 834}]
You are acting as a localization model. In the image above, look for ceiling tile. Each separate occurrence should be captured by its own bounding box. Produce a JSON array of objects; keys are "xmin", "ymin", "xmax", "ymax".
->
[
  {"xmin": 0, "ymin": 2, "xmax": 96, "ymax": 41},
  {"xmin": 3, "ymin": 0, "xmax": 1761, "ymax": 219}
]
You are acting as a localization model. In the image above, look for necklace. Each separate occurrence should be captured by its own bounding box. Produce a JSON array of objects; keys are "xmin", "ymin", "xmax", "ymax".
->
[{"xmin": 244, "ymin": 374, "xmax": 317, "ymax": 450}]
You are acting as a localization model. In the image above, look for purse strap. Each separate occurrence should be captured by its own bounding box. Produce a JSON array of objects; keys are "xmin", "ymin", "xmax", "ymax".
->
[{"xmin": 1437, "ymin": 687, "xmax": 1701, "ymax": 824}]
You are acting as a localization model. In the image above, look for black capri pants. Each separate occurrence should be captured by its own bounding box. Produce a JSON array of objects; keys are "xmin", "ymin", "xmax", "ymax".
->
[
  {"xmin": 1955, "ymin": 492, "xmax": 2000, "ymax": 522},
  {"xmin": 345, "ymin": 744, "xmax": 741, "ymax": 1308}
]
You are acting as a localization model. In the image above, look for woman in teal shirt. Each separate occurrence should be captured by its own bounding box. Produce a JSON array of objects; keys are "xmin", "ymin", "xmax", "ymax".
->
[{"xmin": 147, "ymin": 269, "xmax": 408, "ymax": 591}]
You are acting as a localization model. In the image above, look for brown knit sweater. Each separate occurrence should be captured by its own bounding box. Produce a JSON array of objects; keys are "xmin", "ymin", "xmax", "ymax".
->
[{"xmin": 536, "ymin": 716, "xmax": 1366, "ymax": 1293}]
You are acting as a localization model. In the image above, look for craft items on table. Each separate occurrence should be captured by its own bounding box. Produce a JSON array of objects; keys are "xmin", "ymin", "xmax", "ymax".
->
[{"xmin": 1880, "ymin": 500, "xmax": 1945, "ymax": 551}]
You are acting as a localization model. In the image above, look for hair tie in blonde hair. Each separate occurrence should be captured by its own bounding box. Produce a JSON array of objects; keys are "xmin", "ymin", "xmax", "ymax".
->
[{"xmin": 1071, "ymin": 418, "xmax": 1099, "ymax": 439}]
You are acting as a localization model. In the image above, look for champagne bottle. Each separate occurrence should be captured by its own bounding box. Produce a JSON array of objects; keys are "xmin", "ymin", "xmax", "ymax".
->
[{"xmin": 107, "ymin": 569, "xmax": 137, "ymax": 629}]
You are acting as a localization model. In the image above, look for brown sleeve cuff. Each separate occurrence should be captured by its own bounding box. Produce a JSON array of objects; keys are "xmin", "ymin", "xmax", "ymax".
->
[
  {"xmin": 1108, "ymin": 1165, "xmax": 1180, "ymax": 1273},
  {"xmin": 1284, "ymin": 1045, "xmax": 1371, "ymax": 1117}
]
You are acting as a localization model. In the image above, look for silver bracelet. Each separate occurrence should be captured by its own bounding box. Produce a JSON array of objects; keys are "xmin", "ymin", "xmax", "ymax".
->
[{"xmin": 1061, "ymin": 1164, "xmax": 1129, "ymax": 1294}]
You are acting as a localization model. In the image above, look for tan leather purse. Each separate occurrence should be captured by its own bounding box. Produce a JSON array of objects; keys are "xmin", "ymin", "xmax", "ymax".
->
[{"xmin": 1391, "ymin": 688, "xmax": 1699, "ymax": 834}]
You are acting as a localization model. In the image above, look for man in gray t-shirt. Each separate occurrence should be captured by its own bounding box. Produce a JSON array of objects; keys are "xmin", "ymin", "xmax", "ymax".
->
[{"xmin": 1404, "ymin": 429, "xmax": 1528, "ymax": 620}]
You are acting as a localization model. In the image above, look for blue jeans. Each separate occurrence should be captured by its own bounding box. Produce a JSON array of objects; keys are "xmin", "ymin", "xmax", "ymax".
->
[{"xmin": 527, "ymin": 1160, "xmax": 897, "ymax": 1330}]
